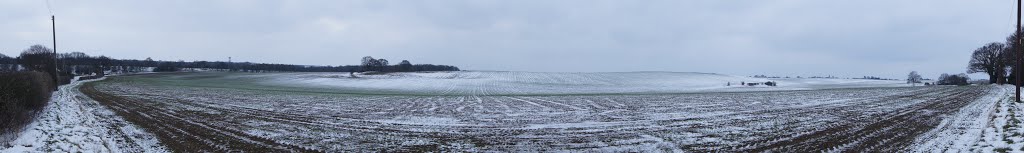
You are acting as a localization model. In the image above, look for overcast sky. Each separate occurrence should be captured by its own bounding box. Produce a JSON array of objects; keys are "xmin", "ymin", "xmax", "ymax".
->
[{"xmin": 0, "ymin": 0, "xmax": 1019, "ymax": 79}]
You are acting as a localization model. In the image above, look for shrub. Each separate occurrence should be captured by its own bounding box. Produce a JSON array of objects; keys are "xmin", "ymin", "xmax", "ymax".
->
[
  {"xmin": 937, "ymin": 73, "xmax": 970, "ymax": 86},
  {"xmin": 153, "ymin": 63, "xmax": 180, "ymax": 72},
  {"xmin": 58, "ymin": 74, "xmax": 72, "ymax": 86},
  {"xmin": 995, "ymin": 147, "xmax": 1011, "ymax": 153},
  {"xmin": 78, "ymin": 75, "xmax": 103, "ymax": 81},
  {"xmin": 0, "ymin": 71, "xmax": 55, "ymax": 143}
]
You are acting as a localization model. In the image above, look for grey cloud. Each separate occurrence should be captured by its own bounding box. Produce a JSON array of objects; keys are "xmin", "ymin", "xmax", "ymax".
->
[{"xmin": 0, "ymin": 0, "xmax": 1016, "ymax": 79}]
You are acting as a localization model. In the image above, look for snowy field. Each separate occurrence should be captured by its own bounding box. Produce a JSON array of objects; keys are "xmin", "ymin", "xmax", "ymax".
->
[
  {"xmin": 58, "ymin": 71, "xmax": 1006, "ymax": 152},
  {"xmin": 229, "ymin": 71, "xmax": 910, "ymax": 95}
]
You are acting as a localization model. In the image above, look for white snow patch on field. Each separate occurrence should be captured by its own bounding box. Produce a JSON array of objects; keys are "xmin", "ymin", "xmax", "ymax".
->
[
  {"xmin": 94, "ymin": 73, "xmax": 970, "ymax": 152},
  {"xmin": 770, "ymin": 78, "xmax": 911, "ymax": 89},
  {"xmin": 0, "ymin": 78, "xmax": 167, "ymax": 153},
  {"xmin": 252, "ymin": 71, "xmax": 908, "ymax": 95},
  {"xmin": 378, "ymin": 116, "xmax": 467, "ymax": 126}
]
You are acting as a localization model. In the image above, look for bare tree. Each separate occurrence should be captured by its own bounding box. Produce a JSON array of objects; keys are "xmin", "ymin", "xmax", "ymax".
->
[
  {"xmin": 97, "ymin": 56, "xmax": 111, "ymax": 75},
  {"xmin": 907, "ymin": 71, "xmax": 922, "ymax": 86},
  {"xmin": 398, "ymin": 60, "xmax": 412, "ymax": 72},
  {"xmin": 0, "ymin": 53, "xmax": 9, "ymax": 64},
  {"xmin": 18, "ymin": 45, "xmax": 55, "ymax": 72},
  {"xmin": 0, "ymin": 53, "xmax": 11, "ymax": 72},
  {"xmin": 968, "ymin": 42, "xmax": 1008, "ymax": 84},
  {"xmin": 361, "ymin": 56, "xmax": 375, "ymax": 72},
  {"xmin": 1006, "ymin": 28, "xmax": 1024, "ymax": 85},
  {"xmin": 938, "ymin": 73, "xmax": 971, "ymax": 85},
  {"xmin": 144, "ymin": 57, "xmax": 156, "ymax": 67},
  {"xmin": 377, "ymin": 59, "xmax": 388, "ymax": 72}
]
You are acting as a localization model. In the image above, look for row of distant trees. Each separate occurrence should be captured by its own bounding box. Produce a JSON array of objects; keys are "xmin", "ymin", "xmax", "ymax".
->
[
  {"xmin": 0, "ymin": 45, "xmax": 460, "ymax": 75},
  {"xmin": 908, "ymin": 27, "xmax": 1016, "ymax": 86},
  {"xmin": 359, "ymin": 56, "xmax": 458, "ymax": 72},
  {"xmin": 967, "ymin": 28, "xmax": 1024, "ymax": 84},
  {"xmin": 0, "ymin": 45, "xmax": 59, "ymax": 73},
  {"xmin": 0, "ymin": 45, "xmax": 71, "ymax": 87},
  {"xmin": 0, "ymin": 46, "xmax": 68, "ymax": 140},
  {"xmin": 936, "ymin": 73, "xmax": 970, "ymax": 85},
  {"xmin": 906, "ymin": 71, "xmax": 970, "ymax": 86},
  {"xmin": 1, "ymin": 46, "xmax": 168, "ymax": 75}
]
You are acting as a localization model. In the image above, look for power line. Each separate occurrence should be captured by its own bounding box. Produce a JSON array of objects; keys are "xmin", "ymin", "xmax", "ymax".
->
[
  {"xmin": 1012, "ymin": 0, "xmax": 1018, "ymax": 32},
  {"xmin": 44, "ymin": 0, "xmax": 55, "ymax": 15}
]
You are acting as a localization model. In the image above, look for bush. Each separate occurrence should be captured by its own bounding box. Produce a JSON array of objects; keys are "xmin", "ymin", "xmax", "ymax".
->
[
  {"xmin": 937, "ymin": 73, "xmax": 971, "ymax": 86},
  {"xmin": 0, "ymin": 72, "xmax": 55, "ymax": 143},
  {"xmin": 153, "ymin": 63, "xmax": 180, "ymax": 72},
  {"xmin": 58, "ymin": 74, "xmax": 72, "ymax": 86},
  {"xmin": 78, "ymin": 75, "xmax": 103, "ymax": 81}
]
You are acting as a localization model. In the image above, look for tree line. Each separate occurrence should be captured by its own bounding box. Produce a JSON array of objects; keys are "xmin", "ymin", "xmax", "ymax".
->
[
  {"xmin": 968, "ymin": 28, "xmax": 1024, "ymax": 84},
  {"xmin": 907, "ymin": 70, "xmax": 970, "ymax": 86},
  {"xmin": 359, "ymin": 56, "xmax": 456, "ymax": 72},
  {"xmin": 910, "ymin": 29, "xmax": 1023, "ymax": 86},
  {"xmin": 0, "ymin": 45, "xmax": 460, "ymax": 77},
  {"xmin": 936, "ymin": 73, "xmax": 970, "ymax": 85}
]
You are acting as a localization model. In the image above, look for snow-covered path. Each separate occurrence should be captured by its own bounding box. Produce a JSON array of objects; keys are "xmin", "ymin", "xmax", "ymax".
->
[
  {"xmin": 908, "ymin": 85, "xmax": 1009, "ymax": 152},
  {"xmin": 955, "ymin": 85, "xmax": 1024, "ymax": 152},
  {"xmin": 0, "ymin": 78, "xmax": 167, "ymax": 152}
]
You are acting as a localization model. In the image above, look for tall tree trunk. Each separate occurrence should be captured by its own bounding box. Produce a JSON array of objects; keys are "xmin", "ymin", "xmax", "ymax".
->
[
  {"xmin": 992, "ymin": 74, "xmax": 999, "ymax": 84},
  {"xmin": 997, "ymin": 67, "xmax": 1005, "ymax": 84}
]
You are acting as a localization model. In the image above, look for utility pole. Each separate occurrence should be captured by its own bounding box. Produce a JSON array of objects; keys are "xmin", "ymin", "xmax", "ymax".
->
[
  {"xmin": 1011, "ymin": 0, "xmax": 1019, "ymax": 101},
  {"xmin": 51, "ymin": 15, "xmax": 59, "ymax": 91},
  {"xmin": 1015, "ymin": 0, "xmax": 1023, "ymax": 102}
]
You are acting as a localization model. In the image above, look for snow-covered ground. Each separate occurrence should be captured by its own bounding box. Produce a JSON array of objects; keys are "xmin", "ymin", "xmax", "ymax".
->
[
  {"xmin": 908, "ymin": 85, "xmax": 1010, "ymax": 152},
  {"xmin": 0, "ymin": 78, "xmax": 167, "ymax": 152},
  {"xmin": 250, "ymin": 71, "xmax": 910, "ymax": 95},
  {"xmin": 0, "ymin": 71, "xmax": 991, "ymax": 152},
  {"xmin": 933, "ymin": 85, "xmax": 1024, "ymax": 152},
  {"xmin": 770, "ymin": 78, "xmax": 911, "ymax": 89},
  {"xmin": 85, "ymin": 72, "xmax": 988, "ymax": 152}
]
